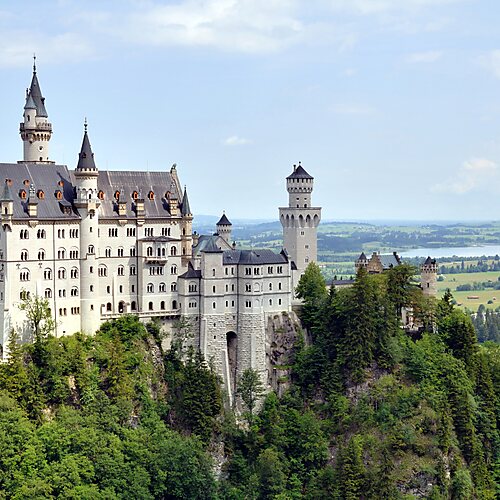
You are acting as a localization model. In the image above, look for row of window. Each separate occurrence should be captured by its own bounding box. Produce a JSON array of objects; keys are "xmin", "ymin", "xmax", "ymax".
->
[
  {"xmin": 146, "ymin": 282, "xmax": 177, "ymax": 293},
  {"xmin": 20, "ymin": 229, "xmax": 79, "ymax": 240},
  {"xmin": 207, "ymin": 298, "xmax": 283, "ymax": 310},
  {"xmin": 20, "ymin": 248, "xmax": 80, "ymax": 261},
  {"xmin": 242, "ymin": 266, "xmax": 284, "ymax": 276},
  {"xmin": 58, "ymin": 307, "xmax": 80, "ymax": 316},
  {"xmin": 102, "ymin": 299, "xmax": 178, "ymax": 313}
]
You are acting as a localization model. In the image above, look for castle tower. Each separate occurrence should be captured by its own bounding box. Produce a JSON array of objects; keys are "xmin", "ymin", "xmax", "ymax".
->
[
  {"xmin": 355, "ymin": 252, "xmax": 368, "ymax": 272},
  {"xmin": 421, "ymin": 256, "xmax": 438, "ymax": 297},
  {"xmin": 279, "ymin": 162, "xmax": 321, "ymax": 275},
  {"xmin": 74, "ymin": 121, "xmax": 101, "ymax": 334},
  {"xmin": 216, "ymin": 213, "xmax": 232, "ymax": 244},
  {"xmin": 19, "ymin": 58, "xmax": 53, "ymax": 163},
  {"xmin": 180, "ymin": 186, "xmax": 193, "ymax": 266}
]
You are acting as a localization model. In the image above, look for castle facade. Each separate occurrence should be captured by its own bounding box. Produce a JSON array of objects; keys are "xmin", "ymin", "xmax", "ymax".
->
[{"xmin": 0, "ymin": 64, "xmax": 320, "ymax": 397}]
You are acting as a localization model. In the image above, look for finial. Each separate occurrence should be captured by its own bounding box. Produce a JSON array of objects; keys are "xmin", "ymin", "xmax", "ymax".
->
[
  {"xmin": 33, "ymin": 54, "xmax": 36, "ymax": 73},
  {"xmin": 298, "ymin": 160, "xmax": 301, "ymax": 166},
  {"xmin": 84, "ymin": 117, "xmax": 88, "ymax": 133}
]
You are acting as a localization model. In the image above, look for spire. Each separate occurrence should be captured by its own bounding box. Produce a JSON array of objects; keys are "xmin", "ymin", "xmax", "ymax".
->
[
  {"xmin": 76, "ymin": 120, "xmax": 97, "ymax": 171},
  {"xmin": 181, "ymin": 186, "xmax": 192, "ymax": 216},
  {"xmin": 27, "ymin": 58, "xmax": 48, "ymax": 118},
  {"xmin": 24, "ymin": 93, "xmax": 36, "ymax": 110},
  {"xmin": 0, "ymin": 180, "xmax": 12, "ymax": 202}
]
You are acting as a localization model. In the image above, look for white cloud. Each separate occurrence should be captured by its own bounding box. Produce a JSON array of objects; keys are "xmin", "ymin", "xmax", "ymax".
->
[
  {"xmin": 223, "ymin": 135, "xmax": 253, "ymax": 146},
  {"xmin": 0, "ymin": 31, "xmax": 95, "ymax": 68},
  {"xmin": 431, "ymin": 158, "xmax": 498, "ymax": 194},
  {"xmin": 406, "ymin": 50, "xmax": 443, "ymax": 63}
]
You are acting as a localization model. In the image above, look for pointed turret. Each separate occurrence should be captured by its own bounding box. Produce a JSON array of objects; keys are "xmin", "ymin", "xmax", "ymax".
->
[
  {"xmin": 76, "ymin": 121, "xmax": 97, "ymax": 173},
  {"xmin": 27, "ymin": 183, "xmax": 38, "ymax": 217},
  {"xmin": 0, "ymin": 180, "xmax": 14, "ymax": 220},
  {"xmin": 19, "ymin": 57, "xmax": 53, "ymax": 163},
  {"xmin": 0, "ymin": 180, "xmax": 13, "ymax": 202},
  {"xmin": 216, "ymin": 212, "xmax": 232, "ymax": 244},
  {"xmin": 181, "ymin": 186, "xmax": 192, "ymax": 216}
]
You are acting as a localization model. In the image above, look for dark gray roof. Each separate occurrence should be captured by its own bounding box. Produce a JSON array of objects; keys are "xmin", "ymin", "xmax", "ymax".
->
[
  {"xmin": 286, "ymin": 164, "xmax": 313, "ymax": 180},
  {"xmin": 24, "ymin": 94, "xmax": 36, "ymax": 110},
  {"xmin": 181, "ymin": 186, "xmax": 191, "ymax": 216},
  {"xmin": 86, "ymin": 170, "xmax": 182, "ymax": 219},
  {"xmin": 423, "ymin": 256, "xmax": 436, "ymax": 265},
  {"xmin": 0, "ymin": 180, "xmax": 13, "ymax": 201},
  {"xmin": 179, "ymin": 261, "xmax": 202, "ymax": 279},
  {"xmin": 140, "ymin": 236, "xmax": 180, "ymax": 242},
  {"xmin": 217, "ymin": 213, "xmax": 231, "ymax": 226},
  {"xmin": 223, "ymin": 249, "xmax": 288, "ymax": 265},
  {"xmin": 202, "ymin": 238, "xmax": 224, "ymax": 253},
  {"xmin": 193, "ymin": 235, "xmax": 232, "ymax": 256},
  {"xmin": 28, "ymin": 71, "xmax": 48, "ymax": 118},
  {"xmin": 379, "ymin": 253, "xmax": 401, "ymax": 269},
  {"xmin": 358, "ymin": 252, "xmax": 367, "ymax": 261},
  {"xmin": 76, "ymin": 130, "xmax": 97, "ymax": 171},
  {"xmin": 330, "ymin": 279, "xmax": 355, "ymax": 286},
  {"xmin": 0, "ymin": 163, "xmax": 78, "ymax": 219}
]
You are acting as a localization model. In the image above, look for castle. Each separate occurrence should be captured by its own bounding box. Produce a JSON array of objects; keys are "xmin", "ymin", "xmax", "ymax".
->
[{"xmin": 0, "ymin": 63, "xmax": 321, "ymax": 400}]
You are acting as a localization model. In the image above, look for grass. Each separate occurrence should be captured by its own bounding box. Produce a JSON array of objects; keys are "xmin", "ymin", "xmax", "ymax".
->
[{"xmin": 437, "ymin": 271, "xmax": 500, "ymax": 311}]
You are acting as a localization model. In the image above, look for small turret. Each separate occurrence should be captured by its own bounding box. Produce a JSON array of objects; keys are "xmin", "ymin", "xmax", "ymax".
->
[
  {"xmin": 216, "ymin": 212, "xmax": 232, "ymax": 244},
  {"xmin": 421, "ymin": 256, "xmax": 438, "ymax": 297},
  {"xmin": 181, "ymin": 186, "xmax": 192, "ymax": 217},
  {"xmin": 0, "ymin": 179, "xmax": 13, "ymax": 220},
  {"xmin": 355, "ymin": 251, "xmax": 368, "ymax": 271}
]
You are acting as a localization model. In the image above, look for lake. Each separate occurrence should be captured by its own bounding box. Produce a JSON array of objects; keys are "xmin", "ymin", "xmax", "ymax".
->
[{"xmin": 400, "ymin": 245, "xmax": 500, "ymax": 259}]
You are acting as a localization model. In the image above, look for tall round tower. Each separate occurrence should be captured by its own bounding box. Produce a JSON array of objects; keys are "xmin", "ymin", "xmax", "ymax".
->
[
  {"xmin": 74, "ymin": 121, "xmax": 101, "ymax": 334},
  {"xmin": 279, "ymin": 162, "xmax": 321, "ymax": 275},
  {"xmin": 421, "ymin": 256, "xmax": 438, "ymax": 297},
  {"xmin": 19, "ymin": 58, "xmax": 53, "ymax": 163}
]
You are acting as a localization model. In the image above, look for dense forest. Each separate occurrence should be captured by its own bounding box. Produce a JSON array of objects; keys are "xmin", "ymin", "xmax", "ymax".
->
[{"xmin": 0, "ymin": 266, "xmax": 499, "ymax": 498}]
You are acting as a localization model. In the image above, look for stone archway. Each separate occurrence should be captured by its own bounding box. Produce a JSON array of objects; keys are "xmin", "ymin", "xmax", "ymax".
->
[{"xmin": 226, "ymin": 331, "xmax": 238, "ymax": 396}]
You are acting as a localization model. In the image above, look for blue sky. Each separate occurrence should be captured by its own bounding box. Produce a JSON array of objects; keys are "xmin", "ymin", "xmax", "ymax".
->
[{"xmin": 1, "ymin": 0, "xmax": 500, "ymax": 221}]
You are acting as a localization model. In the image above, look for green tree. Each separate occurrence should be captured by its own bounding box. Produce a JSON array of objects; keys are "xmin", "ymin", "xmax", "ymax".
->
[
  {"xmin": 338, "ymin": 435, "xmax": 365, "ymax": 500},
  {"xmin": 295, "ymin": 262, "xmax": 328, "ymax": 337},
  {"xmin": 19, "ymin": 293, "xmax": 54, "ymax": 344},
  {"xmin": 237, "ymin": 368, "xmax": 265, "ymax": 426}
]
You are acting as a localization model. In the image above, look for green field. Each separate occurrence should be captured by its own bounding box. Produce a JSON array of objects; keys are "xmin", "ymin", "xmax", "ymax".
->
[{"xmin": 438, "ymin": 271, "xmax": 500, "ymax": 311}]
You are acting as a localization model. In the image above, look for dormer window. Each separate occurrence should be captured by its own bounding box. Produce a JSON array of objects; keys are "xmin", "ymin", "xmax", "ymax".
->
[
  {"xmin": 55, "ymin": 190, "xmax": 63, "ymax": 200},
  {"xmin": 114, "ymin": 190, "xmax": 120, "ymax": 200},
  {"xmin": 37, "ymin": 190, "xmax": 45, "ymax": 199},
  {"xmin": 165, "ymin": 191, "xmax": 171, "ymax": 200},
  {"xmin": 19, "ymin": 190, "xmax": 27, "ymax": 199},
  {"xmin": 58, "ymin": 180, "xmax": 64, "ymax": 187},
  {"xmin": 23, "ymin": 179, "xmax": 30, "ymax": 186},
  {"xmin": 98, "ymin": 190, "xmax": 104, "ymax": 200},
  {"xmin": 132, "ymin": 191, "xmax": 138, "ymax": 200},
  {"xmin": 148, "ymin": 191, "xmax": 155, "ymax": 200}
]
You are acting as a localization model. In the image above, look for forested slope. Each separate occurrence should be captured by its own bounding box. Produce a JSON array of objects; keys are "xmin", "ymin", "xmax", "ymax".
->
[{"xmin": 0, "ymin": 266, "xmax": 498, "ymax": 499}]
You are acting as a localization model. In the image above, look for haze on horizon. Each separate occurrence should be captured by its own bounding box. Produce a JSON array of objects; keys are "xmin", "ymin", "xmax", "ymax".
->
[{"xmin": 1, "ymin": 0, "xmax": 500, "ymax": 222}]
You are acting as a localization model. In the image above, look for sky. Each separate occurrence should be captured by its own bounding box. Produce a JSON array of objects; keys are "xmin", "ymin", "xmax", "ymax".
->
[{"xmin": 1, "ymin": 0, "xmax": 500, "ymax": 222}]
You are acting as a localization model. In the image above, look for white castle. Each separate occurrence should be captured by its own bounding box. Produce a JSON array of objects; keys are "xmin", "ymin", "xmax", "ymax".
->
[{"xmin": 0, "ymin": 63, "xmax": 321, "ymax": 399}]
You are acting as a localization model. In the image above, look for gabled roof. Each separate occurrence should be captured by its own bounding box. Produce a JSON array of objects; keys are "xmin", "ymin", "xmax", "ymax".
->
[
  {"xmin": 217, "ymin": 213, "xmax": 231, "ymax": 226},
  {"xmin": 181, "ymin": 186, "xmax": 191, "ymax": 216},
  {"xmin": 286, "ymin": 164, "xmax": 313, "ymax": 180},
  {"xmin": 193, "ymin": 235, "xmax": 232, "ymax": 256},
  {"xmin": 378, "ymin": 253, "xmax": 401, "ymax": 269},
  {"xmin": 202, "ymin": 238, "xmax": 223, "ymax": 253},
  {"xmin": 358, "ymin": 252, "xmax": 367, "ymax": 261},
  {"xmin": 28, "ymin": 70, "xmax": 48, "ymax": 118}
]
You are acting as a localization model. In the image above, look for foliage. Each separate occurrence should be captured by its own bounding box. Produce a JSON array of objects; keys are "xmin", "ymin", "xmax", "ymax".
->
[{"xmin": 237, "ymin": 368, "xmax": 265, "ymax": 425}]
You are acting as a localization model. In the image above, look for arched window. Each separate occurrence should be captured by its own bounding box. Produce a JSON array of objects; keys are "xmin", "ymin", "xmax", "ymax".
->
[
  {"xmin": 37, "ymin": 229, "xmax": 46, "ymax": 239},
  {"xmin": 88, "ymin": 245, "xmax": 94, "ymax": 254},
  {"xmin": 44, "ymin": 288, "xmax": 52, "ymax": 299},
  {"xmin": 118, "ymin": 247, "xmax": 124, "ymax": 257},
  {"xmin": 57, "ymin": 248, "xmax": 66, "ymax": 259},
  {"xmin": 170, "ymin": 265, "xmax": 177, "ymax": 275},
  {"xmin": 38, "ymin": 249, "xmax": 45, "ymax": 261},
  {"xmin": 69, "ymin": 248, "xmax": 78, "ymax": 259},
  {"xmin": 117, "ymin": 265, "xmax": 124, "ymax": 276},
  {"xmin": 70, "ymin": 267, "xmax": 79, "ymax": 279},
  {"xmin": 105, "ymin": 247, "xmax": 111, "ymax": 258},
  {"xmin": 172, "ymin": 300, "xmax": 178, "ymax": 310},
  {"xmin": 160, "ymin": 301, "xmax": 165, "ymax": 310},
  {"xmin": 98, "ymin": 190, "xmax": 104, "ymax": 200},
  {"xmin": 44, "ymin": 268, "xmax": 52, "ymax": 280},
  {"xmin": 148, "ymin": 191, "xmax": 154, "ymax": 200},
  {"xmin": 170, "ymin": 246, "xmax": 177, "ymax": 256},
  {"xmin": 148, "ymin": 301, "xmax": 154, "ymax": 311},
  {"xmin": 159, "ymin": 282, "xmax": 166, "ymax": 292},
  {"xmin": 170, "ymin": 282, "xmax": 177, "ymax": 292},
  {"xmin": 131, "ymin": 301, "xmax": 136, "ymax": 311},
  {"xmin": 71, "ymin": 287, "xmax": 79, "ymax": 297},
  {"xmin": 147, "ymin": 246, "xmax": 153, "ymax": 257},
  {"xmin": 20, "ymin": 229, "xmax": 29, "ymax": 239},
  {"xmin": 147, "ymin": 283, "xmax": 154, "ymax": 293},
  {"xmin": 188, "ymin": 282, "xmax": 197, "ymax": 292},
  {"xmin": 58, "ymin": 268, "xmax": 66, "ymax": 279},
  {"xmin": 19, "ymin": 269, "xmax": 30, "ymax": 282},
  {"xmin": 20, "ymin": 250, "xmax": 28, "ymax": 261},
  {"xmin": 98, "ymin": 265, "xmax": 107, "ymax": 277},
  {"xmin": 106, "ymin": 302, "xmax": 112, "ymax": 312}
]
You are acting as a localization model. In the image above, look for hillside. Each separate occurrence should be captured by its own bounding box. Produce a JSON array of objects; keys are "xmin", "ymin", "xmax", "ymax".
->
[{"xmin": 0, "ymin": 269, "xmax": 498, "ymax": 498}]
